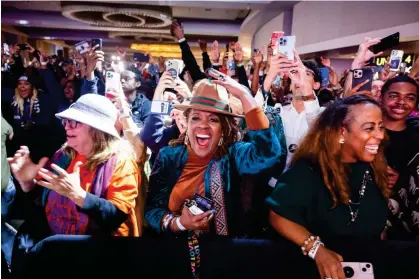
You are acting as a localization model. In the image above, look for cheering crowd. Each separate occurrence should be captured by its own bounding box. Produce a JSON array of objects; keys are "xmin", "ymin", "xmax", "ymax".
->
[{"xmin": 1, "ymin": 20, "xmax": 419, "ymax": 279}]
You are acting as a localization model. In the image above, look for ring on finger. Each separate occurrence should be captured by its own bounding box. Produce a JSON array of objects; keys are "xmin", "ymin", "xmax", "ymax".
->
[{"xmin": 324, "ymin": 277, "xmax": 332, "ymax": 279}]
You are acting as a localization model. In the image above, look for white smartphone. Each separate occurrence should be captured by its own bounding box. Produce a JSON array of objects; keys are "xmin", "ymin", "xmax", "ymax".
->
[
  {"xmin": 277, "ymin": 35, "xmax": 296, "ymax": 61},
  {"xmin": 75, "ymin": 40, "xmax": 90, "ymax": 55},
  {"xmin": 166, "ymin": 59, "xmax": 184, "ymax": 79},
  {"xmin": 389, "ymin": 50, "xmax": 404, "ymax": 72},
  {"xmin": 342, "ymin": 262, "xmax": 374, "ymax": 279},
  {"xmin": 105, "ymin": 71, "xmax": 121, "ymax": 99},
  {"xmin": 151, "ymin": 100, "xmax": 172, "ymax": 115}
]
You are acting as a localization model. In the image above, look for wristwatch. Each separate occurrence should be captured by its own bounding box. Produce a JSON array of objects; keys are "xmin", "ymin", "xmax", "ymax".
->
[{"xmin": 296, "ymin": 92, "xmax": 316, "ymax": 101}]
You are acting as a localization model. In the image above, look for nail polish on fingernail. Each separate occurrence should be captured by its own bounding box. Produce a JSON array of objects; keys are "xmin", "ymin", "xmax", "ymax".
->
[{"xmin": 211, "ymin": 209, "xmax": 216, "ymax": 214}]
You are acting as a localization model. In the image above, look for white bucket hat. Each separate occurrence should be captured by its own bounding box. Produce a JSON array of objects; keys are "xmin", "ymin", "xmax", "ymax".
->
[{"xmin": 55, "ymin": 94, "xmax": 120, "ymax": 138}]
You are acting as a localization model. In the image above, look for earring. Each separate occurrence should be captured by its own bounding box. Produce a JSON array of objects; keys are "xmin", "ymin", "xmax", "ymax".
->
[
  {"xmin": 184, "ymin": 135, "xmax": 189, "ymax": 145},
  {"xmin": 339, "ymin": 138, "xmax": 345, "ymax": 144},
  {"xmin": 218, "ymin": 135, "xmax": 224, "ymax": 146}
]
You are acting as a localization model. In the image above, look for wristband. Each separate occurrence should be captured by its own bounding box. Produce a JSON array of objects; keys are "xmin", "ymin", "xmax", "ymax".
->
[
  {"xmin": 236, "ymin": 63, "xmax": 244, "ymax": 67},
  {"xmin": 178, "ymin": 38, "xmax": 186, "ymax": 43},
  {"xmin": 40, "ymin": 61, "xmax": 48, "ymax": 66},
  {"xmin": 308, "ymin": 239, "xmax": 324, "ymax": 259},
  {"xmin": 176, "ymin": 217, "xmax": 187, "ymax": 231},
  {"xmin": 212, "ymin": 63, "xmax": 219, "ymax": 66}
]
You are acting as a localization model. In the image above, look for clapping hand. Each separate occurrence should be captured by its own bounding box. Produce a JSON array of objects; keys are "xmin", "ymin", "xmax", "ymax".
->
[{"xmin": 37, "ymin": 162, "xmax": 86, "ymax": 206}]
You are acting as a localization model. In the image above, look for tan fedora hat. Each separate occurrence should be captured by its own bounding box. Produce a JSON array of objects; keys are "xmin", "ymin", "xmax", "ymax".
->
[{"xmin": 173, "ymin": 79, "xmax": 244, "ymax": 118}]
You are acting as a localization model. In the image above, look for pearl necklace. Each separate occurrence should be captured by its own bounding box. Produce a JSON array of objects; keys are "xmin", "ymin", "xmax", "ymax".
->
[{"xmin": 348, "ymin": 170, "xmax": 371, "ymax": 225}]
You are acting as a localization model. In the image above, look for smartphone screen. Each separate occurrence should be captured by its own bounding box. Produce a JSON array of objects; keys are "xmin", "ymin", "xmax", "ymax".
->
[
  {"xmin": 75, "ymin": 41, "xmax": 90, "ymax": 55},
  {"xmin": 319, "ymin": 67, "xmax": 330, "ymax": 88},
  {"xmin": 370, "ymin": 32, "xmax": 399, "ymax": 54},
  {"xmin": 2, "ymin": 43, "xmax": 10, "ymax": 56}
]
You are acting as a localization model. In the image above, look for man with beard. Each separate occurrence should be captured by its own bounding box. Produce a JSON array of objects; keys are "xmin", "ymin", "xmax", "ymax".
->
[{"xmin": 120, "ymin": 69, "xmax": 151, "ymax": 127}]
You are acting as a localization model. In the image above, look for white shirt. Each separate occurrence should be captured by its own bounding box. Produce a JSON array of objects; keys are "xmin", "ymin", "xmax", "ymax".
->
[{"xmin": 276, "ymin": 98, "xmax": 324, "ymax": 171}]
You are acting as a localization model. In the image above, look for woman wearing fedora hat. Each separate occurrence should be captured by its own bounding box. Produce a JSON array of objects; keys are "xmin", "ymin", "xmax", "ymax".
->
[
  {"xmin": 8, "ymin": 94, "xmax": 141, "ymax": 239},
  {"xmin": 145, "ymin": 71, "xmax": 283, "ymax": 237}
]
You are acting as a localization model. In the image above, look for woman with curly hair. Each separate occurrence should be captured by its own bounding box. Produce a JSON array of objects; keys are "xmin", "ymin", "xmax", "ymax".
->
[
  {"xmin": 145, "ymin": 74, "xmax": 282, "ymax": 237},
  {"xmin": 267, "ymin": 95, "xmax": 390, "ymax": 279}
]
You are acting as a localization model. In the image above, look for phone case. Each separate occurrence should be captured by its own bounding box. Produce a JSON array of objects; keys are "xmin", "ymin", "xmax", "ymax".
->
[
  {"xmin": 91, "ymin": 39, "xmax": 102, "ymax": 51},
  {"xmin": 151, "ymin": 101, "xmax": 172, "ymax": 115},
  {"xmin": 320, "ymin": 67, "xmax": 330, "ymax": 88},
  {"xmin": 342, "ymin": 262, "xmax": 374, "ymax": 279},
  {"xmin": 75, "ymin": 41, "xmax": 90, "ymax": 55},
  {"xmin": 105, "ymin": 71, "xmax": 121, "ymax": 97},
  {"xmin": 371, "ymin": 32, "xmax": 399, "ymax": 54},
  {"xmin": 277, "ymin": 36, "xmax": 296, "ymax": 60},
  {"xmin": 192, "ymin": 193, "xmax": 214, "ymax": 212},
  {"xmin": 389, "ymin": 50, "xmax": 404, "ymax": 72},
  {"xmin": 271, "ymin": 31, "xmax": 284, "ymax": 55},
  {"xmin": 352, "ymin": 68, "xmax": 373, "ymax": 92},
  {"xmin": 166, "ymin": 59, "xmax": 184, "ymax": 79}
]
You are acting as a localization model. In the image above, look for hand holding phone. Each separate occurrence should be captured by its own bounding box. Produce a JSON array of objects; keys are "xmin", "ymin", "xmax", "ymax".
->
[{"xmin": 352, "ymin": 68, "xmax": 373, "ymax": 92}]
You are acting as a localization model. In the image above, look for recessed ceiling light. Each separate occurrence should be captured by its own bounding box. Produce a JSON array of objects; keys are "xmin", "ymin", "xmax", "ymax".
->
[{"xmin": 17, "ymin": 20, "xmax": 29, "ymax": 25}]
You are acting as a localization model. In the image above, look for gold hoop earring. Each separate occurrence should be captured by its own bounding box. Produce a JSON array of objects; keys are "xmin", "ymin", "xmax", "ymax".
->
[
  {"xmin": 184, "ymin": 134, "xmax": 189, "ymax": 145},
  {"xmin": 218, "ymin": 135, "xmax": 224, "ymax": 146},
  {"xmin": 339, "ymin": 138, "xmax": 345, "ymax": 144}
]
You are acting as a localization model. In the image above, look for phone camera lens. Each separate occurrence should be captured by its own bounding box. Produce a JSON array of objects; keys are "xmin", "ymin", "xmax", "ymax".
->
[
  {"xmin": 366, "ymin": 264, "xmax": 371, "ymax": 268},
  {"xmin": 362, "ymin": 268, "xmax": 367, "ymax": 272},
  {"xmin": 343, "ymin": 266, "xmax": 354, "ymax": 278}
]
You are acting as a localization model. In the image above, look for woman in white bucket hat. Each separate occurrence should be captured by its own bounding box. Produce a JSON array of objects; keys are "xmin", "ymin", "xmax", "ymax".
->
[{"xmin": 8, "ymin": 94, "xmax": 142, "ymax": 239}]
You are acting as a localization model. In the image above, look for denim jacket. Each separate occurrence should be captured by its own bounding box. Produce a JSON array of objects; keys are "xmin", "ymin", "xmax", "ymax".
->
[{"xmin": 145, "ymin": 126, "xmax": 282, "ymax": 236}]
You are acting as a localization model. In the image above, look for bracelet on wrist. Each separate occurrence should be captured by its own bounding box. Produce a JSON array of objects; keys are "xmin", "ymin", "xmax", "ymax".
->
[
  {"xmin": 176, "ymin": 217, "xmax": 187, "ymax": 231},
  {"xmin": 162, "ymin": 213, "xmax": 176, "ymax": 232},
  {"xmin": 301, "ymin": 235, "xmax": 318, "ymax": 255},
  {"xmin": 308, "ymin": 239, "xmax": 324, "ymax": 259}
]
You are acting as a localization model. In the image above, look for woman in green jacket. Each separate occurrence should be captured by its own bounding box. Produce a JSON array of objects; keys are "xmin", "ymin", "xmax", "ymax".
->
[{"xmin": 145, "ymin": 73, "xmax": 282, "ymax": 237}]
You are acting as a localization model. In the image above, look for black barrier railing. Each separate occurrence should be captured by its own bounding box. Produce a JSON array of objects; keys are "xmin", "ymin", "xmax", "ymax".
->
[{"xmin": 16, "ymin": 235, "xmax": 419, "ymax": 279}]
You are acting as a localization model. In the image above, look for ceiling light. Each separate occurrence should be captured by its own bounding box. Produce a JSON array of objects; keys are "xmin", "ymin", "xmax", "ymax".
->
[
  {"xmin": 111, "ymin": 55, "xmax": 116, "ymax": 60},
  {"xmin": 17, "ymin": 20, "xmax": 29, "ymax": 25},
  {"xmin": 44, "ymin": 37, "xmax": 53, "ymax": 40},
  {"xmin": 116, "ymin": 56, "xmax": 121, "ymax": 61}
]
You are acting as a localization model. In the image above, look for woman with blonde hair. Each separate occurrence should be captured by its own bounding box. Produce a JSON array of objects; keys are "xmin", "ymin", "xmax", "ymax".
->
[
  {"xmin": 9, "ymin": 75, "xmax": 53, "ymax": 162},
  {"xmin": 8, "ymin": 94, "xmax": 141, "ymax": 244},
  {"xmin": 267, "ymin": 95, "xmax": 390, "ymax": 279}
]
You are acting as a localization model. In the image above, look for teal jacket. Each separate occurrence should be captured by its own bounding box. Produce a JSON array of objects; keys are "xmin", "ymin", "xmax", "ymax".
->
[{"xmin": 145, "ymin": 126, "xmax": 282, "ymax": 236}]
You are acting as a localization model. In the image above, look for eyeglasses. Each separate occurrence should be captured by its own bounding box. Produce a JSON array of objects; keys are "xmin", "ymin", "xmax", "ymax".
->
[{"xmin": 61, "ymin": 119, "xmax": 80, "ymax": 129}]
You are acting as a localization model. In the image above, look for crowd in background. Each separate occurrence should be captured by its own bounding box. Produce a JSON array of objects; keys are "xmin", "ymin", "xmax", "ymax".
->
[{"xmin": 1, "ymin": 19, "xmax": 419, "ymax": 279}]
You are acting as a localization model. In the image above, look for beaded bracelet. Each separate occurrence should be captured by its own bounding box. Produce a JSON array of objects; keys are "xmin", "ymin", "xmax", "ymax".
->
[
  {"xmin": 301, "ymin": 236, "xmax": 319, "ymax": 255},
  {"xmin": 162, "ymin": 213, "xmax": 176, "ymax": 232}
]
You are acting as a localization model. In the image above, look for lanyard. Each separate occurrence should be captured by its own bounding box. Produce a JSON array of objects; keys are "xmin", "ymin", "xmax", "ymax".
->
[{"xmin": 188, "ymin": 231, "xmax": 201, "ymax": 279}]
